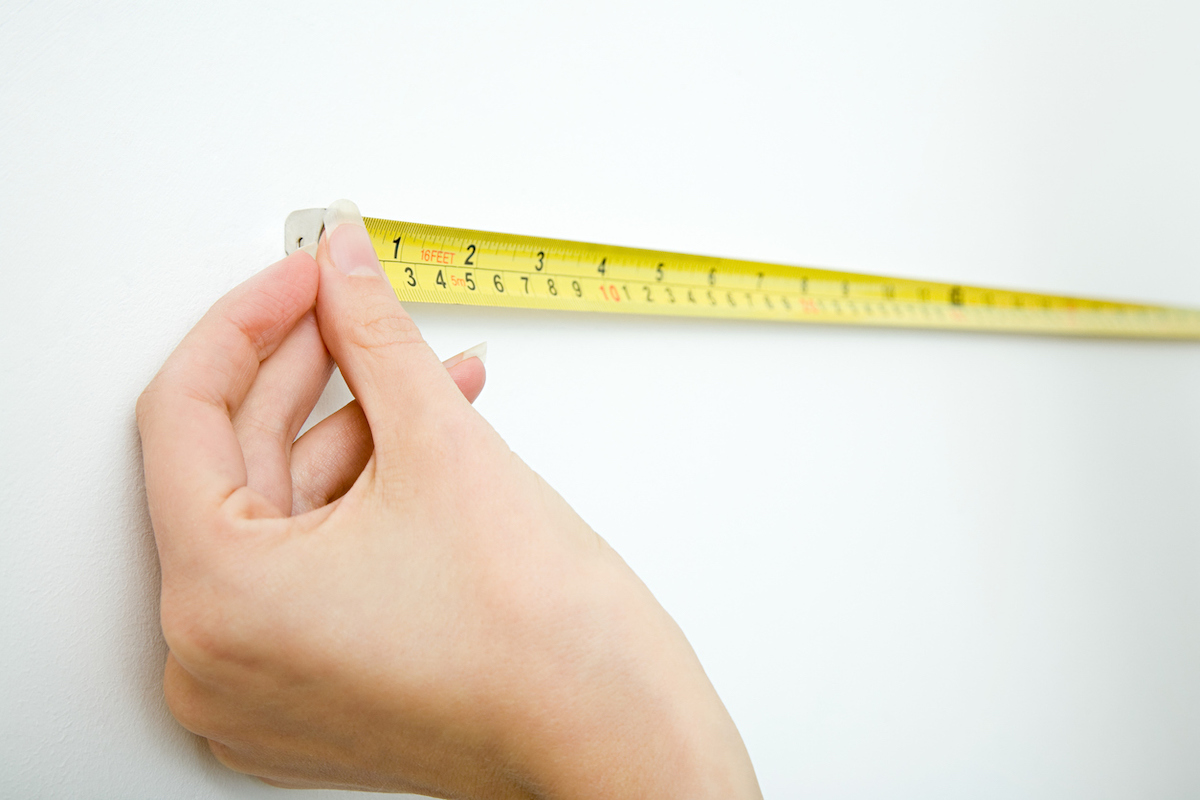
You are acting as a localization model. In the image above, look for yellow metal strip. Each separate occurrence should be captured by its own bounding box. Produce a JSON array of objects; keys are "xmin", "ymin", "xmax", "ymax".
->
[{"xmin": 361, "ymin": 216, "xmax": 1200, "ymax": 340}]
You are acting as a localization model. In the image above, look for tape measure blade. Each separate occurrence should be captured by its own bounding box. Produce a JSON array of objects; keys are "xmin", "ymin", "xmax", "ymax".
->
[{"xmin": 348, "ymin": 215, "xmax": 1200, "ymax": 340}]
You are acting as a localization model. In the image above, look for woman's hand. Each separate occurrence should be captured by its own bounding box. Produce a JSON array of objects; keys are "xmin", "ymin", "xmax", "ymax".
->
[{"xmin": 137, "ymin": 200, "xmax": 760, "ymax": 798}]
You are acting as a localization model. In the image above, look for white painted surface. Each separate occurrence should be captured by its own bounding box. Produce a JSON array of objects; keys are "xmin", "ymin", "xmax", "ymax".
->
[{"xmin": 2, "ymin": 2, "xmax": 1199, "ymax": 797}]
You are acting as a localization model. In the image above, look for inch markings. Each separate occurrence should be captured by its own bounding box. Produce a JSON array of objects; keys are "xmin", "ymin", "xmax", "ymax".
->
[{"xmin": 359, "ymin": 216, "xmax": 1200, "ymax": 339}]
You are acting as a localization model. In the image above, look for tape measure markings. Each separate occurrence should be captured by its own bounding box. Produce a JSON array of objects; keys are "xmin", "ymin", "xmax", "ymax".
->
[{"xmin": 282, "ymin": 211, "xmax": 1200, "ymax": 339}]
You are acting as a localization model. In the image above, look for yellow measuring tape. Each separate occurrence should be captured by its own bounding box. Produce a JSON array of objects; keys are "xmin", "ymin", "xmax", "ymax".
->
[{"xmin": 285, "ymin": 210, "xmax": 1200, "ymax": 339}]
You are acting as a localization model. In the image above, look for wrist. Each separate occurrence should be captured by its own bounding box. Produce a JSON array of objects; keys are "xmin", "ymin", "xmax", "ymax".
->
[{"xmin": 488, "ymin": 550, "xmax": 761, "ymax": 799}]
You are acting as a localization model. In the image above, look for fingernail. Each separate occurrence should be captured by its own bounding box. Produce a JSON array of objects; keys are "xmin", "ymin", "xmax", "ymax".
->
[
  {"xmin": 323, "ymin": 199, "xmax": 381, "ymax": 277},
  {"xmin": 299, "ymin": 242, "xmax": 318, "ymax": 258},
  {"xmin": 444, "ymin": 341, "xmax": 488, "ymax": 368},
  {"xmin": 462, "ymin": 341, "xmax": 487, "ymax": 365}
]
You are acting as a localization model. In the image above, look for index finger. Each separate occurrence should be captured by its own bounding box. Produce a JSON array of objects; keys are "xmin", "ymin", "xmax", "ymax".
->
[{"xmin": 137, "ymin": 250, "xmax": 318, "ymax": 564}]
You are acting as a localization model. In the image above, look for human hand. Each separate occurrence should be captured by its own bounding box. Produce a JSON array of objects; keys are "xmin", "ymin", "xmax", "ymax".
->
[{"xmin": 137, "ymin": 200, "xmax": 761, "ymax": 798}]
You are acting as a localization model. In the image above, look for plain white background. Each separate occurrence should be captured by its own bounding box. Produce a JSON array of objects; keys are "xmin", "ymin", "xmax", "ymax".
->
[{"xmin": 2, "ymin": 1, "xmax": 1199, "ymax": 797}]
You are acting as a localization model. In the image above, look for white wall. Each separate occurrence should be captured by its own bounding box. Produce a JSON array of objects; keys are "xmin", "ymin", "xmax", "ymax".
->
[{"xmin": 3, "ymin": 1, "xmax": 1199, "ymax": 797}]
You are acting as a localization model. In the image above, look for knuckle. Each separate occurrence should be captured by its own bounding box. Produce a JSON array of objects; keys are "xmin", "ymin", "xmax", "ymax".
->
[
  {"xmin": 162, "ymin": 657, "xmax": 218, "ymax": 737},
  {"xmin": 344, "ymin": 297, "xmax": 424, "ymax": 354},
  {"xmin": 208, "ymin": 739, "xmax": 258, "ymax": 775},
  {"xmin": 158, "ymin": 506, "xmax": 273, "ymax": 673},
  {"xmin": 235, "ymin": 408, "xmax": 290, "ymax": 446},
  {"xmin": 160, "ymin": 586, "xmax": 256, "ymax": 678},
  {"xmin": 161, "ymin": 597, "xmax": 228, "ymax": 673}
]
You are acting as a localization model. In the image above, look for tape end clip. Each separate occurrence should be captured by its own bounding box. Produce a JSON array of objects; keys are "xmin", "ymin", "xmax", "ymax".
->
[{"xmin": 284, "ymin": 208, "xmax": 327, "ymax": 255}]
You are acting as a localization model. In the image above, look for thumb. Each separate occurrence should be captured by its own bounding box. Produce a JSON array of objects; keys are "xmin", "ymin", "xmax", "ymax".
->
[{"xmin": 314, "ymin": 199, "xmax": 464, "ymax": 463}]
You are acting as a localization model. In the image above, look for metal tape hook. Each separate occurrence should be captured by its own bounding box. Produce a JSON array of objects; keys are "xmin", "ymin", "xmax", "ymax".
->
[{"xmin": 284, "ymin": 208, "xmax": 327, "ymax": 255}]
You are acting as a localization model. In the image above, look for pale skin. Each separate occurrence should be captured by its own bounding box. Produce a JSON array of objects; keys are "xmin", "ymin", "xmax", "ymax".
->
[{"xmin": 137, "ymin": 200, "xmax": 761, "ymax": 798}]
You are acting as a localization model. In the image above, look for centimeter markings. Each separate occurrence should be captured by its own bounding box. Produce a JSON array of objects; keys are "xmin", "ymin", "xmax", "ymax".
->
[{"xmin": 362, "ymin": 217, "xmax": 1200, "ymax": 339}]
